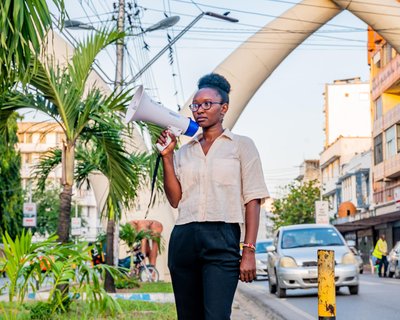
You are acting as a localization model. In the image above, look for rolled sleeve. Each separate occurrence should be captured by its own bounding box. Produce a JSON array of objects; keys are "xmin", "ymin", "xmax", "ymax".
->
[{"xmin": 239, "ymin": 137, "xmax": 269, "ymax": 205}]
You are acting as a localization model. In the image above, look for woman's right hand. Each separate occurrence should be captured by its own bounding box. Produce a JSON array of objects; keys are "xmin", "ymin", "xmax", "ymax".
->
[{"xmin": 156, "ymin": 129, "xmax": 177, "ymax": 156}]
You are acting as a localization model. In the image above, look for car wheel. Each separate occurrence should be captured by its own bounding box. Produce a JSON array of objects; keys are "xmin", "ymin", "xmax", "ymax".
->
[
  {"xmin": 268, "ymin": 271, "xmax": 276, "ymax": 294},
  {"xmin": 395, "ymin": 266, "xmax": 400, "ymax": 279},
  {"xmin": 348, "ymin": 285, "xmax": 358, "ymax": 295},
  {"xmin": 276, "ymin": 276, "xmax": 286, "ymax": 298}
]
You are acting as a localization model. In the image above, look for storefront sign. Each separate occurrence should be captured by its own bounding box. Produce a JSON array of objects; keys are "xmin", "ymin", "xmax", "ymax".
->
[
  {"xmin": 315, "ymin": 201, "xmax": 330, "ymax": 224},
  {"xmin": 394, "ymin": 187, "xmax": 400, "ymax": 210},
  {"xmin": 23, "ymin": 202, "xmax": 37, "ymax": 227}
]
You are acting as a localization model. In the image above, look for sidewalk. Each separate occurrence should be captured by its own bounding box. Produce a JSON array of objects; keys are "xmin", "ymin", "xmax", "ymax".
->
[{"xmin": 232, "ymin": 285, "xmax": 283, "ymax": 320}]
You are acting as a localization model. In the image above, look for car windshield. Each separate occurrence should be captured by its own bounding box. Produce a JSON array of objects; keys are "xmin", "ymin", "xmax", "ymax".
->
[
  {"xmin": 281, "ymin": 228, "xmax": 344, "ymax": 249},
  {"xmin": 256, "ymin": 241, "xmax": 272, "ymax": 253}
]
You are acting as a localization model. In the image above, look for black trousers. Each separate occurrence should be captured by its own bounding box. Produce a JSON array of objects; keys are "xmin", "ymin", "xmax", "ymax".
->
[
  {"xmin": 168, "ymin": 222, "xmax": 241, "ymax": 320},
  {"xmin": 378, "ymin": 255, "xmax": 388, "ymax": 277}
]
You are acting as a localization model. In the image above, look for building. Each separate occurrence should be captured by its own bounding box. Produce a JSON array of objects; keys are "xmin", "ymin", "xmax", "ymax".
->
[
  {"xmin": 17, "ymin": 122, "xmax": 101, "ymax": 241},
  {"xmin": 367, "ymin": 28, "xmax": 400, "ymax": 249},
  {"xmin": 296, "ymin": 159, "xmax": 320, "ymax": 184},
  {"xmin": 323, "ymin": 77, "xmax": 371, "ymax": 148},
  {"xmin": 332, "ymin": 29, "xmax": 400, "ymax": 256}
]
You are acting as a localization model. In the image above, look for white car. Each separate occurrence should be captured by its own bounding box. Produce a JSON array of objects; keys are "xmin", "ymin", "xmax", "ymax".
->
[
  {"xmin": 388, "ymin": 241, "xmax": 400, "ymax": 278},
  {"xmin": 267, "ymin": 224, "xmax": 359, "ymax": 298},
  {"xmin": 255, "ymin": 239, "xmax": 273, "ymax": 280}
]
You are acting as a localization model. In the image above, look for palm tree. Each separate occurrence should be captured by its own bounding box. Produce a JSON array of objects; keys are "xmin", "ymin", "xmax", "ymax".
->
[
  {"xmin": 0, "ymin": 29, "xmax": 131, "ymax": 243},
  {"xmin": 0, "ymin": 0, "xmax": 64, "ymax": 91},
  {"xmin": 33, "ymin": 128, "xmax": 162, "ymax": 291}
]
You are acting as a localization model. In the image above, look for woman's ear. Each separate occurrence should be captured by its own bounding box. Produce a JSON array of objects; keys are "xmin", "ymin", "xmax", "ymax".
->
[{"xmin": 220, "ymin": 103, "xmax": 229, "ymax": 119}]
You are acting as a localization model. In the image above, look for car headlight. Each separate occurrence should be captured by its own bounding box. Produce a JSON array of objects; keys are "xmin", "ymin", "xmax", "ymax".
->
[
  {"xmin": 342, "ymin": 252, "xmax": 357, "ymax": 265},
  {"xmin": 279, "ymin": 256, "xmax": 297, "ymax": 268}
]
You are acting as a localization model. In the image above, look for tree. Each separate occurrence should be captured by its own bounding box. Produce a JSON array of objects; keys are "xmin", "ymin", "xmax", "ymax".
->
[
  {"xmin": 0, "ymin": 0, "xmax": 64, "ymax": 91},
  {"xmin": 0, "ymin": 28, "xmax": 131, "ymax": 244},
  {"xmin": 272, "ymin": 180, "xmax": 321, "ymax": 229},
  {"xmin": 0, "ymin": 113, "xmax": 23, "ymax": 239},
  {"xmin": 33, "ymin": 128, "xmax": 160, "ymax": 291},
  {"xmin": 32, "ymin": 187, "xmax": 61, "ymax": 236}
]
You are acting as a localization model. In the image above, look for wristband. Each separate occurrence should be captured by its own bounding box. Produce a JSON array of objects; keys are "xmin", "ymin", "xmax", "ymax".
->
[{"xmin": 242, "ymin": 243, "xmax": 256, "ymax": 251}]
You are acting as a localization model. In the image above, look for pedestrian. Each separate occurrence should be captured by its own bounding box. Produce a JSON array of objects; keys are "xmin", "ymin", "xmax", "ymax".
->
[
  {"xmin": 372, "ymin": 234, "xmax": 389, "ymax": 277},
  {"xmin": 157, "ymin": 73, "xmax": 269, "ymax": 320}
]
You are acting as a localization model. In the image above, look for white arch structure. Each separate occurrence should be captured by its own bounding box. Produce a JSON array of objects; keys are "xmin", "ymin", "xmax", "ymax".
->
[{"xmin": 180, "ymin": 0, "xmax": 400, "ymax": 129}]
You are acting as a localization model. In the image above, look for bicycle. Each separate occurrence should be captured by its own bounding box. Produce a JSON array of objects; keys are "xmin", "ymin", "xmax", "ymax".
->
[{"xmin": 118, "ymin": 244, "xmax": 159, "ymax": 282}]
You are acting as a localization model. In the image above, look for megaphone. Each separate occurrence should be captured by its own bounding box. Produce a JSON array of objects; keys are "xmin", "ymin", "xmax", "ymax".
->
[{"xmin": 125, "ymin": 85, "xmax": 199, "ymax": 151}]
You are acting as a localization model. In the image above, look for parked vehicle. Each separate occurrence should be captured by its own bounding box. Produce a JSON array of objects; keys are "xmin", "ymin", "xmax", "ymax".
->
[
  {"xmin": 349, "ymin": 246, "xmax": 364, "ymax": 274},
  {"xmin": 267, "ymin": 224, "xmax": 359, "ymax": 298},
  {"xmin": 388, "ymin": 241, "xmax": 400, "ymax": 278},
  {"xmin": 255, "ymin": 239, "xmax": 273, "ymax": 280},
  {"xmin": 118, "ymin": 244, "xmax": 159, "ymax": 282}
]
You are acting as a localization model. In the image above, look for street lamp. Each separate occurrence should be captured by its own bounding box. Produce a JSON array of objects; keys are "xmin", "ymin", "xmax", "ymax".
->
[
  {"xmin": 65, "ymin": 16, "xmax": 180, "ymax": 34},
  {"xmin": 65, "ymin": 16, "xmax": 180, "ymax": 90},
  {"xmin": 127, "ymin": 11, "xmax": 239, "ymax": 84}
]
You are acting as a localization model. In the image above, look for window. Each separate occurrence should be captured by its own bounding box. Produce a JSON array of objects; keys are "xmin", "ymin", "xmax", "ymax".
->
[
  {"xmin": 374, "ymin": 97, "xmax": 382, "ymax": 120},
  {"xmin": 18, "ymin": 133, "xmax": 24, "ymax": 143},
  {"xmin": 26, "ymin": 133, "xmax": 33, "ymax": 143},
  {"xmin": 374, "ymin": 134, "xmax": 383, "ymax": 164},
  {"xmin": 385, "ymin": 125, "xmax": 396, "ymax": 159},
  {"xmin": 39, "ymin": 134, "xmax": 46, "ymax": 144},
  {"xmin": 397, "ymin": 124, "xmax": 400, "ymax": 154}
]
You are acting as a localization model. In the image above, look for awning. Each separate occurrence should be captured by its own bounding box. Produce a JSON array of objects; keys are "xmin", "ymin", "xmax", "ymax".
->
[{"xmin": 334, "ymin": 210, "xmax": 400, "ymax": 233}]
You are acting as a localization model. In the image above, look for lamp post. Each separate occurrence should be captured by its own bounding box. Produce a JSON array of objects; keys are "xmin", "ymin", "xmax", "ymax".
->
[{"xmin": 128, "ymin": 11, "xmax": 238, "ymax": 84}]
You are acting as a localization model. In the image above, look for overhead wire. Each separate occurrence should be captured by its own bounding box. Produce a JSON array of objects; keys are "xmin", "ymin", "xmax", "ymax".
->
[{"xmin": 163, "ymin": 0, "xmax": 186, "ymax": 111}]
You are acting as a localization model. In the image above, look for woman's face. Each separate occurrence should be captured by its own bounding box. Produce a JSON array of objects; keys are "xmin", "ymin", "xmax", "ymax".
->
[{"xmin": 191, "ymin": 87, "xmax": 228, "ymax": 128}]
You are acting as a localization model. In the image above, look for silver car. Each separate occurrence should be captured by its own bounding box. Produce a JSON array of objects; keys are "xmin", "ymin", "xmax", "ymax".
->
[
  {"xmin": 267, "ymin": 224, "xmax": 359, "ymax": 298},
  {"xmin": 255, "ymin": 239, "xmax": 273, "ymax": 280},
  {"xmin": 388, "ymin": 241, "xmax": 400, "ymax": 278}
]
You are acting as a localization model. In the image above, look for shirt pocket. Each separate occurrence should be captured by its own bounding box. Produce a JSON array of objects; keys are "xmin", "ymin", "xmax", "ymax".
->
[
  {"xmin": 177, "ymin": 161, "xmax": 199, "ymax": 191},
  {"xmin": 211, "ymin": 158, "xmax": 240, "ymax": 186}
]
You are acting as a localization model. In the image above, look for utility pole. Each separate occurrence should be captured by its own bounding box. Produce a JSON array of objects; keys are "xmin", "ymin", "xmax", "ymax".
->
[{"xmin": 115, "ymin": 0, "xmax": 125, "ymax": 92}]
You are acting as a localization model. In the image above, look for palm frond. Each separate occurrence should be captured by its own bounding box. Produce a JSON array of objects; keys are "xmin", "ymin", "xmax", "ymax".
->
[{"xmin": 32, "ymin": 149, "xmax": 62, "ymax": 192}]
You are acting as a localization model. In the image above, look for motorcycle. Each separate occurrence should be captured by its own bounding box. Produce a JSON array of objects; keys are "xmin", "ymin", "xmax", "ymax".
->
[{"xmin": 118, "ymin": 244, "xmax": 159, "ymax": 282}]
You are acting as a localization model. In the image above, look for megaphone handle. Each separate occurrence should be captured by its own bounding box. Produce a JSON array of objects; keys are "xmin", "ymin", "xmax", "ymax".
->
[
  {"xmin": 156, "ymin": 126, "xmax": 182, "ymax": 152},
  {"xmin": 156, "ymin": 136, "xmax": 171, "ymax": 152}
]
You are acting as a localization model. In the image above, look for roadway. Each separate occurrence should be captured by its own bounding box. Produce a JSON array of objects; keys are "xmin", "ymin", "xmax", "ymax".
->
[{"xmin": 238, "ymin": 273, "xmax": 400, "ymax": 320}]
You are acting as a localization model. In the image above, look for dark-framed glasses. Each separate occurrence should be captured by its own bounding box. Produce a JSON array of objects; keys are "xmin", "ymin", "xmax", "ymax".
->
[{"xmin": 189, "ymin": 101, "xmax": 222, "ymax": 112}]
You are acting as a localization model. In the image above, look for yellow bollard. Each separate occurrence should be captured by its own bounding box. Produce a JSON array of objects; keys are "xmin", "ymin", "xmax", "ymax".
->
[{"xmin": 318, "ymin": 249, "xmax": 336, "ymax": 320}]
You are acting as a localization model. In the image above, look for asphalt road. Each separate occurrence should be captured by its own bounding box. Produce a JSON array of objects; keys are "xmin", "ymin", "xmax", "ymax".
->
[{"xmin": 238, "ymin": 273, "xmax": 400, "ymax": 320}]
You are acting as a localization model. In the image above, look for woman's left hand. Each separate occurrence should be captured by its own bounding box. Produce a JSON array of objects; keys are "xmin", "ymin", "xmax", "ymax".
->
[{"xmin": 240, "ymin": 249, "xmax": 256, "ymax": 282}]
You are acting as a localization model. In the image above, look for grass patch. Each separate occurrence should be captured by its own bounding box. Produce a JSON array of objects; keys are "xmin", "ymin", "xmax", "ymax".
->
[
  {"xmin": 132, "ymin": 282, "xmax": 173, "ymax": 293},
  {"xmin": 0, "ymin": 295, "xmax": 176, "ymax": 320}
]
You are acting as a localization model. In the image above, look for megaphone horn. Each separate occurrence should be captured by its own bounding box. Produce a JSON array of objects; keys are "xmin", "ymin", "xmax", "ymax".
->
[{"xmin": 125, "ymin": 85, "xmax": 198, "ymax": 137}]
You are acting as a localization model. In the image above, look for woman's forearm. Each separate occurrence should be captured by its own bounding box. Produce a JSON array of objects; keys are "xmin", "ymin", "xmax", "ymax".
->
[
  {"xmin": 162, "ymin": 154, "xmax": 182, "ymax": 208},
  {"xmin": 243, "ymin": 199, "xmax": 261, "ymax": 245}
]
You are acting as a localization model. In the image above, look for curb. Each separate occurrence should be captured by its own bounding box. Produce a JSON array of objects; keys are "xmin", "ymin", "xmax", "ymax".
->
[
  {"xmin": 112, "ymin": 292, "xmax": 175, "ymax": 303},
  {"xmin": 0, "ymin": 292, "xmax": 175, "ymax": 304}
]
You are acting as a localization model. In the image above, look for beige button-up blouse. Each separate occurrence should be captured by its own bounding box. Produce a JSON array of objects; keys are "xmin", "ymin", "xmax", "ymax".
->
[{"xmin": 173, "ymin": 129, "xmax": 269, "ymax": 225}]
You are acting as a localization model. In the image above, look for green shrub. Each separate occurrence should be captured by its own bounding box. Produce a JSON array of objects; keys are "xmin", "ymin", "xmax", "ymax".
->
[
  {"xmin": 115, "ymin": 276, "xmax": 139, "ymax": 289},
  {"xmin": 29, "ymin": 302, "xmax": 52, "ymax": 320}
]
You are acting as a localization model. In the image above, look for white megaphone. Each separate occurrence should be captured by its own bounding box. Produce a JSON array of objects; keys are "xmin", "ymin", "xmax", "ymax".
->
[{"xmin": 125, "ymin": 85, "xmax": 199, "ymax": 151}]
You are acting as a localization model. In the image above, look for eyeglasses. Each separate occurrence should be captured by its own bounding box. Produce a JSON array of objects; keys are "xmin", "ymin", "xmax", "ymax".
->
[{"xmin": 188, "ymin": 101, "xmax": 223, "ymax": 112}]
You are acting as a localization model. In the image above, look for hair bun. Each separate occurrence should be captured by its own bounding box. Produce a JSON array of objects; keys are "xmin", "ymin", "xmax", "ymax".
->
[{"xmin": 198, "ymin": 73, "xmax": 231, "ymax": 94}]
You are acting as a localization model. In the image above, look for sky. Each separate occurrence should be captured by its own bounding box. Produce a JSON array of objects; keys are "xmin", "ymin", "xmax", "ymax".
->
[{"xmin": 40, "ymin": 0, "xmax": 371, "ymax": 198}]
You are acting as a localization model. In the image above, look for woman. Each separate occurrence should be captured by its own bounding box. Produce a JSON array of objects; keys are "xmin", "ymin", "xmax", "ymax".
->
[{"xmin": 157, "ymin": 73, "xmax": 269, "ymax": 319}]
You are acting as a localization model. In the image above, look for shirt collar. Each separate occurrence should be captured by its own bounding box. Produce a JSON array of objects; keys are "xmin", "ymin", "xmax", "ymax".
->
[{"xmin": 189, "ymin": 128, "xmax": 233, "ymax": 145}]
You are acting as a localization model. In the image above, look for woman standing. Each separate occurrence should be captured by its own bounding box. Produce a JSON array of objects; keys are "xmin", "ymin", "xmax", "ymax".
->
[{"xmin": 157, "ymin": 73, "xmax": 269, "ymax": 319}]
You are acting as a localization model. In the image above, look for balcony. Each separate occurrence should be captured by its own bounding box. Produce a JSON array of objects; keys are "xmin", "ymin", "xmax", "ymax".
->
[
  {"xmin": 373, "ymin": 103, "xmax": 400, "ymax": 137},
  {"xmin": 371, "ymin": 54, "xmax": 400, "ymax": 100},
  {"xmin": 373, "ymin": 153, "xmax": 400, "ymax": 182}
]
